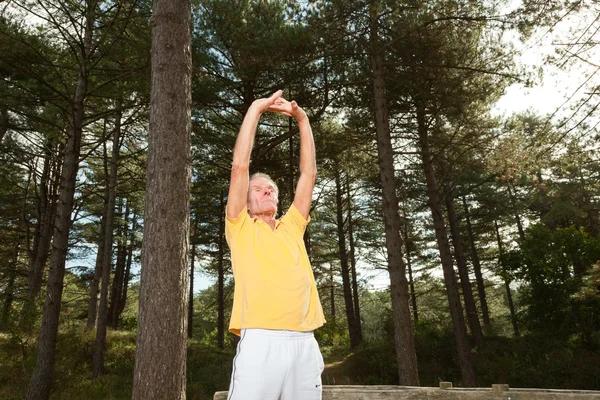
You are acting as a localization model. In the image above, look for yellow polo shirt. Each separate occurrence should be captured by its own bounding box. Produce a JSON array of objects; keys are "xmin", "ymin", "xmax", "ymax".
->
[{"xmin": 225, "ymin": 204, "xmax": 325, "ymax": 336}]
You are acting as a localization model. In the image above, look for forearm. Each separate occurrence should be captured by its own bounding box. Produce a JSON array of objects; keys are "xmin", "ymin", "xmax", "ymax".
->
[
  {"xmin": 293, "ymin": 116, "xmax": 316, "ymax": 218},
  {"xmin": 297, "ymin": 117, "xmax": 316, "ymax": 179},
  {"xmin": 228, "ymin": 105, "xmax": 262, "ymax": 217},
  {"xmin": 232, "ymin": 106, "xmax": 262, "ymax": 169}
]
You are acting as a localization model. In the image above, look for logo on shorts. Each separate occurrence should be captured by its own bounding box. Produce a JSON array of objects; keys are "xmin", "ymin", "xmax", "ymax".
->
[{"xmin": 315, "ymin": 384, "xmax": 321, "ymax": 388}]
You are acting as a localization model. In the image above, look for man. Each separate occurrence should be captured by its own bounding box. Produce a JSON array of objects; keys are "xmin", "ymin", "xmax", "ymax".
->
[{"xmin": 225, "ymin": 90, "xmax": 326, "ymax": 400}]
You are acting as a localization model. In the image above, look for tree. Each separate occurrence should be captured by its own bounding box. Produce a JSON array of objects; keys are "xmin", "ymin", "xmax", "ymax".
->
[
  {"xmin": 368, "ymin": 0, "xmax": 419, "ymax": 385},
  {"xmin": 131, "ymin": 0, "xmax": 192, "ymax": 398},
  {"xmin": 26, "ymin": 1, "xmax": 99, "ymax": 397}
]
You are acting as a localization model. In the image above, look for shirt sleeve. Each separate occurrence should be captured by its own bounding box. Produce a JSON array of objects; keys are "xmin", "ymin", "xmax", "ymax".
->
[
  {"xmin": 280, "ymin": 203, "xmax": 310, "ymax": 237},
  {"xmin": 225, "ymin": 206, "xmax": 249, "ymax": 243}
]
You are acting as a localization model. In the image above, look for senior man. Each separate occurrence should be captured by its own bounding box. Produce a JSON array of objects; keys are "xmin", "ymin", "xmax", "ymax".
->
[{"xmin": 225, "ymin": 90, "xmax": 325, "ymax": 400}]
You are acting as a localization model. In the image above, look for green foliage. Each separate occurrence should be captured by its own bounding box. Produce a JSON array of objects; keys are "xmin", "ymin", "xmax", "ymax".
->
[
  {"xmin": 322, "ymin": 331, "xmax": 600, "ymax": 389},
  {"xmin": 0, "ymin": 330, "xmax": 235, "ymax": 400},
  {"xmin": 505, "ymin": 225, "xmax": 600, "ymax": 340}
]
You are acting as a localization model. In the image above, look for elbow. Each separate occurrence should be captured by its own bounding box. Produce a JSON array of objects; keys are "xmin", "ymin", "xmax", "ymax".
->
[
  {"xmin": 231, "ymin": 162, "xmax": 249, "ymax": 176},
  {"xmin": 302, "ymin": 167, "xmax": 317, "ymax": 183}
]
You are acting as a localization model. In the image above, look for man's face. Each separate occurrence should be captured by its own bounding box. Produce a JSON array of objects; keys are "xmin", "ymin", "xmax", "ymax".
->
[{"xmin": 247, "ymin": 177, "xmax": 278, "ymax": 216}]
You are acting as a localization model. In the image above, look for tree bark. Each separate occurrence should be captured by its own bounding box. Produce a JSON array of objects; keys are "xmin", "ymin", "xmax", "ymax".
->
[
  {"xmin": 109, "ymin": 197, "xmax": 129, "ymax": 329},
  {"xmin": 1, "ymin": 243, "xmax": 20, "ymax": 330},
  {"xmin": 401, "ymin": 214, "xmax": 418, "ymax": 324},
  {"xmin": 22, "ymin": 142, "xmax": 56, "ymax": 330},
  {"xmin": 494, "ymin": 219, "xmax": 519, "ymax": 337},
  {"xmin": 217, "ymin": 189, "xmax": 225, "ymax": 349},
  {"xmin": 462, "ymin": 196, "xmax": 490, "ymax": 328},
  {"xmin": 369, "ymin": 4, "xmax": 419, "ymax": 385},
  {"xmin": 416, "ymin": 103, "xmax": 476, "ymax": 386},
  {"xmin": 346, "ymin": 175, "xmax": 362, "ymax": 345},
  {"xmin": 445, "ymin": 193, "xmax": 484, "ymax": 348},
  {"xmin": 26, "ymin": 3, "xmax": 95, "ymax": 398},
  {"xmin": 0, "ymin": 104, "xmax": 8, "ymax": 144},
  {"xmin": 330, "ymin": 264, "xmax": 336, "ymax": 323},
  {"xmin": 116, "ymin": 210, "xmax": 136, "ymax": 320},
  {"xmin": 86, "ymin": 135, "xmax": 110, "ymax": 330},
  {"xmin": 93, "ymin": 112, "xmax": 121, "ymax": 377},
  {"xmin": 131, "ymin": 0, "xmax": 192, "ymax": 397},
  {"xmin": 334, "ymin": 166, "xmax": 360, "ymax": 348},
  {"xmin": 188, "ymin": 215, "xmax": 196, "ymax": 339}
]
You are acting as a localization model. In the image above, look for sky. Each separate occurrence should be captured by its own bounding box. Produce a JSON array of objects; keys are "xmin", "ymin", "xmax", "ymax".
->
[{"xmin": 493, "ymin": 2, "xmax": 598, "ymax": 119}]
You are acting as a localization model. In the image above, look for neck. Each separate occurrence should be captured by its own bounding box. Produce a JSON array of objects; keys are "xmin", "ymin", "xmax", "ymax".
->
[{"xmin": 250, "ymin": 211, "xmax": 276, "ymax": 229}]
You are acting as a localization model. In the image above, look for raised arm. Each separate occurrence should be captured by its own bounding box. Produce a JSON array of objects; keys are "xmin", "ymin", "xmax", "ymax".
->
[
  {"xmin": 227, "ymin": 90, "xmax": 283, "ymax": 218},
  {"xmin": 268, "ymin": 98, "xmax": 316, "ymax": 219},
  {"xmin": 293, "ymin": 111, "xmax": 316, "ymax": 219}
]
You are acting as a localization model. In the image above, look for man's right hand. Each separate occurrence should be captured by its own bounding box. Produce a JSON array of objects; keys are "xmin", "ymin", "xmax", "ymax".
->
[{"xmin": 249, "ymin": 90, "xmax": 284, "ymax": 114}]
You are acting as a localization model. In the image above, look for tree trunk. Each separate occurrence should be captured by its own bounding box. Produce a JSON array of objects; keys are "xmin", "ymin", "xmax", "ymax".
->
[
  {"xmin": 22, "ymin": 143, "xmax": 56, "ymax": 330},
  {"xmin": 494, "ymin": 219, "xmax": 519, "ymax": 337},
  {"xmin": 109, "ymin": 197, "xmax": 129, "ymax": 329},
  {"xmin": 131, "ymin": 0, "xmax": 192, "ymax": 397},
  {"xmin": 445, "ymin": 193, "xmax": 484, "ymax": 348},
  {"xmin": 1, "ymin": 243, "xmax": 20, "ymax": 330},
  {"xmin": 462, "ymin": 196, "xmax": 490, "ymax": 328},
  {"xmin": 188, "ymin": 215, "xmax": 197, "ymax": 339},
  {"xmin": 346, "ymin": 174, "xmax": 362, "ymax": 345},
  {"xmin": 217, "ymin": 189, "xmax": 225, "ymax": 349},
  {"xmin": 26, "ymin": 4, "xmax": 94, "ymax": 398},
  {"xmin": 334, "ymin": 166, "xmax": 360, "ymax": 348},
  {"xmin": 369, "ymin": 4, "xmax": 419, "ymax": 385},
  {"xmin": 86, "ymin": 134, "xmax": 110, "ymax": 330},
  {"xmin": 402, "ymin": 215, "xmax": 418, "ymax": 324},
  {"xmin": 330, "ymin": 264, "xmax": 336, "ymax": 323},
  {"xmin": 93, "ymin": 111, "xmax": 121, "ymax": 377},
  {"xmin": 415, "ymin": 103, "xmax": 476, "ymax": 386},
  {"xmin": 0, "ymin": 104, "xmax": 8, "ymax": 143},
  {"xmin": 116, "ymin": 210, "xmax": 136, "ymax": 320}
]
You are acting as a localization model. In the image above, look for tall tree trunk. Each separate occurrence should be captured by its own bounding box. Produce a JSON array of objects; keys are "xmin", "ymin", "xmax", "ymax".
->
[
  {"xmin": 330, "ymin": 264, "xmax": 336, "ymax": 323},
  {"xmin": 131, "ymin": 0, "xmax": 192, "ymax": 397},
  {"xmin": 346, "ymin": 174, "xmax": 362, "ymax": 344},
  {"xmin": 401, "ymin": 214, "xmax": 418, "ymax": 324},
  {"xmin": 93, "ymin": 111, "xmax": 121, "ymax": 377},
  {"xmin": 109, "ymin": 197, "xmax": 129, "ymax": 329},
  {"xmin": 445, "ymin": 193, "xmax": 484, "ymax": 348},
  {"xmin": 334, "ymin": 166, "xmax": 360, "ymax": 348},
  {"xmin": 416, "ymin": 103, "xmax": 476, "ymax": 386},
  {"xmin": 1, "ymin": 243, "xmax": 20, "ymax": 330},
  {"xmin": 22, "ymin": 143, "xmax": 56, "ymax": 330},
  {"xmin": 494, "ymin": 219, "xmax": 519, "ymax": 337},
  {"xmin": 188, "ymin": 215, "xmax": 197, "ymax": 339},
  {"xmin": 217, "ymin": 189, "xmax": 225, "ymax": 349},
  {"xmin": 369, "ymin": 4, "xmax": 419, "ymax": 385},
  {"xmin": 0, "ymin": 104, "xmax": 8, "ymax": 143},
  {"xmin": 86, "ymin": 132, "xmax": 110, "ymax": 330},
  {"xmin": 26, "ymin": 3, "xmax": 95, "ymax": 398},
  {"xmin": 462, "ymin": 196, "xmax": 490, "ymax": 328},
  {"xmin": 116, "ymin": 210, "xmax": 136, "ymax": 320}
]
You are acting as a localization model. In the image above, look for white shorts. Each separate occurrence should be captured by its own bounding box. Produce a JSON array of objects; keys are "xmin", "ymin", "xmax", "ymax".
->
[{"xmin": 227, "ymin": 329, "xmax": 324, "ymax": 400}]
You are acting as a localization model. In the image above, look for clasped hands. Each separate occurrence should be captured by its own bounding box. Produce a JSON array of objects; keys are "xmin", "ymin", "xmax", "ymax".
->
[{"xmin": 250, "ymin": 90, "xmax": 307, "ymax": 123}]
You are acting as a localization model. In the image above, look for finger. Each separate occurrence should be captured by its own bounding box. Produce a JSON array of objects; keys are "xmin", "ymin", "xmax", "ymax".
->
[{"xmin": 269, "ymin": 90, "xmax": 283, "ymax": 102}]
